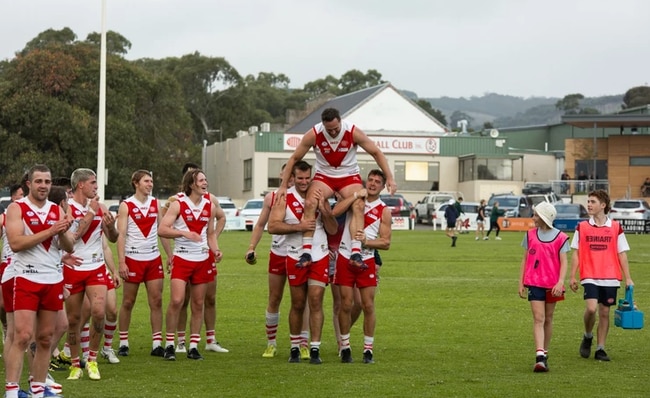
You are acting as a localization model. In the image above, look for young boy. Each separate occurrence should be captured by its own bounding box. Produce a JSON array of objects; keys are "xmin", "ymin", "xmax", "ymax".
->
[
  {"xmin": 518, "ymin": 201, "xmax": 570, "ymax": 372},
  {"xmin": 569, "ymin": 190, "xmax": 634, "ymax": 362}
]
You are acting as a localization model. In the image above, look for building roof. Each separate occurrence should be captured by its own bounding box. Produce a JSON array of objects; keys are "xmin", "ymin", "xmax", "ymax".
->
[
  {"xmin": 287, "ymin": 83, "xmax": 388, "ymax": 133},
  {"xmin": 562, "ymin": 114, "xmax": 650, "ymax": 128}
]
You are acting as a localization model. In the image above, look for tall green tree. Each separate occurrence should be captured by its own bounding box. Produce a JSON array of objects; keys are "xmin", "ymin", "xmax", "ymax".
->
[
  {"xmin": 622, "ymin": 86, "xmax": 650, "ymax": 109},
  {"xmin": 415, "ymin": 99, "xmax": 447, "ymax": 126},
  {"xmin": 338, "ymin": 69, "xmax": 385, "ymax": 94},
  {"xmin": 555, "ymin": 93, "xmax": 585, "ymax": 114}
]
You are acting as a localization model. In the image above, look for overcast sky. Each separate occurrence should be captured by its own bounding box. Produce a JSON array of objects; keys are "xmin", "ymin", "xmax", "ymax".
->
[{"xmin": 2, "ymin": 0, "xmax": 648, "ymax": 99}]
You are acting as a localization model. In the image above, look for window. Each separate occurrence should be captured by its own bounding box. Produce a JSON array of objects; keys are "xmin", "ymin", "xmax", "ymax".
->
[
  {"xmin": 243, "ymin": 159, "xmax": 252, "ymax": 192},
  {"xmin": 267, "ymin": 158, "xmax": 286, "ymax": 188},
  {"xmin": 394, "ymin": 161, "xmax": 440, "ymax": 191},
  {"xmin": 460, "ymin": 157, "xmax": 513, "ymax": 182},
  {"xmin": 630, "ymin": 157, "xmax": 650, "ymax": 166}
]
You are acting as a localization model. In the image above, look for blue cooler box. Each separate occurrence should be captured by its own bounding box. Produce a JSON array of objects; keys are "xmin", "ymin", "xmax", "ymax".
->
[{"xmin": 614, "ymin": 286, "xmax": 644, "ymax": 329}]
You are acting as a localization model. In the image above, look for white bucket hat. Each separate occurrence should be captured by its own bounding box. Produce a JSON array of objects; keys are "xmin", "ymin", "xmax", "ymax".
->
[{"xmin": 534, "ymin": 201, "xmax": 556, "ymax": 227}]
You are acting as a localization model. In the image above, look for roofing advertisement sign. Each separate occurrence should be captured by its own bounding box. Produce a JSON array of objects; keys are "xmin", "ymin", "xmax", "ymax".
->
[{"xmin": 283, "ymin": 134, "xmax": 440, "ymax": 155}]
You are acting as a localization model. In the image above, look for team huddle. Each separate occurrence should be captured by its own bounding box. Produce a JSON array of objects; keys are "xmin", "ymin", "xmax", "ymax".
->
[{"xmin": 1, "ymin": 108, "xmax": 397, "ymax": 397}]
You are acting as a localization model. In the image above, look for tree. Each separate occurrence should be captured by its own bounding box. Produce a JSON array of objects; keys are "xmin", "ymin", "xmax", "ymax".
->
[
  {"xmin": 555, "ymin": 93, "xmax": 585, "ymax": 114},
  {"xmin": 85, "ymin": 31, "xmax": 132, "ymax": 56},
  {"xmin": 622, "ymin": 86, "xmax": 650, "ymax": 109},
  {"xmin": 303, "ymin": 75, "xmax": 340, "ymax": 99},
  {"xmin": 20, "ymin": 27, "xmax": 77, "ymax": 55},
  {"xmin": 415, "ymin": 99, "xmax": 447, "ymax": 126},
  {"xmin": 338, "ymin": 69, "xmax": 385, "ymax": 94}
]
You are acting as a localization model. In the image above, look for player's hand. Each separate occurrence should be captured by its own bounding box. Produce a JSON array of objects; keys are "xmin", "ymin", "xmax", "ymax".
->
[
  {"xmin": 386, "ymin": 178, "xmax": 397, "ymax": 195},
  {"xmin": 569, "ymin": 278, "xmax": 579, "ymax": 292},
  {"xmin": 356, "ymin": 189, "xmax": 368, "ymax": 199},
  {"xmin": 166, "ymin": 257, "xmax": 173, "ymax": 274},
  {"xmin": 299, "ymin": 218, "xmax": 316, "ymax": 232},
  {"xmin": 62, "ymin": 253, "xmax": 83, "ymax": 267},
  {"xmin": 518, "ymin": 285, "xmax": 526, "ymax": 299},
  {"xmin": 214, "ymin": 249, "xmax": 223, "ymax": 263},
  {"xmin": 184, "ymin": 231, "xmax": 202, "ymax": 243},
  {"xmin": 245, "ymin": 250, "xmax": 257, "ymax": 265},
  {"xmin": 119, "ymin": 261, "xmax": 130, "ymax": 280},
  {"xmin": 113, "ymin": 274, "xmax": 122, "ymax": 289}
]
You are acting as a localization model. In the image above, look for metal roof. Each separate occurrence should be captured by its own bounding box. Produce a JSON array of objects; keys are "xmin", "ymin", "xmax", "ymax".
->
[{"xmin": 562, "ymin": 114, "xmax": 650, "ymax": 128}]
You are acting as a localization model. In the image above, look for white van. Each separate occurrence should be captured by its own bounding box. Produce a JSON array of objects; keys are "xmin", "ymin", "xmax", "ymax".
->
[
  {"xmin": 415, "ymin": 191, "xmax": 459, "ymax": 224},
  {"xmin": 434, "ymin": 201, "xmax": 480, "ymax": 230}
]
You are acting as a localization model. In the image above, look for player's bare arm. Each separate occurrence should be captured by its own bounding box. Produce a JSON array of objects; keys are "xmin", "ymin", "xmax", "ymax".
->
[
  {"xmin": 246, "ymin": 191, "xmax": 273, "ymax": 263},
  {"xmin": 278, "ymin": 130, "xmax": 316, "ymax": 193},
  {"xmin": 354, "ymin": 128, "xmax": 397, "ymax": 194},
  {"xmin": 208, "ymin": 202, "xmax": 223, "ymax": 263}
]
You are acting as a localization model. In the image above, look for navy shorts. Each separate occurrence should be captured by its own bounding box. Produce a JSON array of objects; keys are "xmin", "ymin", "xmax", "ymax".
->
[
  {"xmin": 582, "ymin": 283, "xmax": 618, "ymax": 306},
  {"xmin": 527, "ymin": 286, "xmax": 564, "ymax": 303}
]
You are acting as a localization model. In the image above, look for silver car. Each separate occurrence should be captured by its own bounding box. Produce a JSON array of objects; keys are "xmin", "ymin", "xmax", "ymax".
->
[{"xmin": 609, "ymin": 199, "xmax": 650, "ymax": 220}]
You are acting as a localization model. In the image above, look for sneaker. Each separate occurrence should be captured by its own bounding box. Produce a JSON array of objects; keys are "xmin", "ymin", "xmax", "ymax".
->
[
  {"xmin": 483, "ymin": 237, "xmax": 489, "ymax": 240},
  {"xmin": 18, "ymin": 390, "xmax": 30, "ymax": 398},
  {"xmin": 495, "ymin": 236, "xmax": 502, "ymax": 240},
  {"xmin": 340, "ymin": 347, "xmax": 353, "ymax": 363},
  {"xmin": 56, "ymin": 352, "xmax": 71, "ymax": 365},
  {"xmin": 67, "ymin": 366, "xmax": 83, "ymax": 380},
  {"xmin": 262, "ymin": 344, "xmax": 277, "ymax": 358},
  {"xmin": 594, "ymin": 349, "xmax": 610, "ymax": 361},
  {"xmin": 296, "ymin": 252, "xmax": 312, "ymax": 268},
  {"xmin": 579, "ymin": 336, "xmax": 593, "ymax": 358},
  {"xmin": 349, "ymin": 253, "xmax": 368, "ymax": 269},
  {"xmin": 46, "ymin": 373, "xmax": 63, "ymax": 394},
  {"xmin": 187, "ymin": 347, "xmax": 204, "ymax": 360},
  {"xmin": 175, "ymin": 342, "xmax": 187, "ymax": 353},
  {"xmin": 309, "ymin": 347, "xmax": 322, "ymax": 365},
  {"xmin": 39, "ymin": 385, "xmax": 64, "ymax": 398},
  {"xmin": 205, "ymin": 342, "xmax": 229, "ymax": 353},
  {"xmin": 533, "ymin": 355, "xmax": 548, "ymax": 372},
  {"xmin": 85, "ymin": 361, "xmax": 101, "ymax": 380},
  {"xmin": 475, "ymin": 237, "xmax": 479, "ymax": 241},
  {"xmin": 151, "ymin": 346, "xmax": 165, "ymax": 357},
  {"xmin": 101, "ymin": 347, "xmax": 120, "ymax": 364},
  {"xmin": 288, "ymin": 347, "xmax": 300, "ymax": 363},
  {"xmin": 163, "ymin": 345, "xmax": 176, "ymax": 361},
  {"xmin": 49, "ymin": 358, "xmax": 66, "ymax": 372},
  {"xmin": 300, "ymin": 346, "xmax": 310, "ymax": 360},
  {"xmin": 363, "ymin": 350, "xmax": 375, "ymax": 364},
  {"xmin": 117, "ymin": 345, "xmax": 129, "ymax": 357}
]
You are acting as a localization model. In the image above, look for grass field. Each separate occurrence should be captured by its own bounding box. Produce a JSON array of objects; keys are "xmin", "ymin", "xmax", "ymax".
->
[{"xmin": 2, "ymin": 230, "xmax": 649, "ymax": 397}]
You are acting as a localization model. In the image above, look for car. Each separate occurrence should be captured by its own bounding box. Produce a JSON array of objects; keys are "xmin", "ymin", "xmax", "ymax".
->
[
  {"xmin": 434, "ymin": 201, "xmax": 480, "ymax": 228},
  {"xmin": 108, "ymin": 204, "xmax": 120, "ymax": 217},
  {"xmin": 487, "ymin": 194, "xmax": 534, "ymax": 218},
  {"xmin": 554, "ymin": 203, "xmax": 588, "ymax": 219},
  {"xmin": 414, "ymin": 191, "xmax": 457, "ymax": 224},
  {"xmin": 609, "ymin": 199, "xmax": 650, "ymax": 221},
  {"xmin": 379, "ymin": 194, "xmax": 411, "ymax": 217},
  {"xmin": 217, "ymin": 198, "xmax": 238, "ymax": 219},
  {"xmin": 239, "ymin": 198, "xmax": 265, "ymax": 231}
]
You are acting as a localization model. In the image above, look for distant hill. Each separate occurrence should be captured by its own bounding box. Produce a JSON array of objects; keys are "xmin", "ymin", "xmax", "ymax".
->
[{"xmin": 411, "ymin": 92, "xmax": 624, "ymax": 129}]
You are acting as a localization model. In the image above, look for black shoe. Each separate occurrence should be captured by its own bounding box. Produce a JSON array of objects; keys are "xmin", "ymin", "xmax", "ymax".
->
[
  {"xmin": 363, "ymin": 350, "xmax": 375, "ymax": 364},
  {"xmin": 296, "ymin": 253, "xmax": 312, "ymax": 268},
  {"xmin": 117, "ymin": 345, "xmax": 130, "ymax": 357},
  {"xmin": 533, "ymin": 355, "xmax": 548, "ymax": 372},
  {"xmin": 288, "ymin": 347, "xmax": 300, "ymax": 363},
  {"xmin": 594, "ymin": 349, "xmax": 610, "ymax": 361},
  {"xmin": 340, "ymin": 348, "xmax": 353, "ymax": 363},
  {"xmin": 579, "ymin": 336, "xmax": 592, "ymax": 358},
  {"xmin": 349, "ymin": 253, "xmax": 368, "ymax": 270},
  {"xmin": 49, "ymin": 358, "xmax": 66, "ymax": 372},
  {"xmin": 163, "ymin": 345, "xmax": 176, "ymax": 361},
  {"xmin": 151, "ymin": 346, "xmax": 165, "ymax": 357},
  {"xmin": 187, "ymin": 348, "xmax": 204, "ymax": 360},
  {"xmin": 309, "ymin": 347, "xmax": 322, "ymax": 365},
  {"xmin": 451, "ymin": 236, "xmax": 457, "ymax": 247}
]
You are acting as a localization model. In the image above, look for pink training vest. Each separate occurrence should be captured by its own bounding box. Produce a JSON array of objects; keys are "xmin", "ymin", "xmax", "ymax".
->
[{"xmin": 523, "ymin": 228, "xmax": 569, "ymax": 289}]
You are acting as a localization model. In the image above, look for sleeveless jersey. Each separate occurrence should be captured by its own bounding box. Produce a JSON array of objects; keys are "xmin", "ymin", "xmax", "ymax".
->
[
  {"xmin": 1, "ymin": 214, "xmax": 13, "ymax": 264},
  {"xmin": 69, "ymin": 199, "xmax": 105, "ymax": 271},
  {"xmin": 269, "ymin": 191, "xmax": 287, "ymax": 256},
  {"xmin": 283, "ymin": 187, "xmax": 329, "ymax": 261},
  {"xmin": 523, "ymin": 228, "xmax": 569, "ymax": 289},
  {"xmin": 312, "ymin": 119, "xmax": 361, "ymax": 177},
  {"xmin": 576, "ymin": 220, "xmax": 623, "ymax": 281},
  {"xmin": 172, "ymin": 195, "xmax": 212, "ymax": 261},
  {"xmin": 123, "ymin": 195, "xmax": 160, "ymax": 261},
  {"xmin": 338, "ymin": 198, "xmax": 386, "ymax": 261},
  {"xmin": 12, "ymin": 198, "xmax": 64, "ymax": 284}
]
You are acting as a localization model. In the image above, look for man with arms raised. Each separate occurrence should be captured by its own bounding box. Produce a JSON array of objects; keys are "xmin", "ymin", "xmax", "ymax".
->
[
  {"xmin": 65, "ymin": 168, "xmax": 119, "ymax": 381},
  {"xmin": 279, "ymin": 108, "xmax": 396, "ymax": 269},
  {"xmin": 268, "ymin": 161, "xmax": 338, "ymax": 364},
  {"xmin": 116, "ymin": 170, "xmax": 165, "ymax": 357},
  {"xmin": 4, "ymin": 164, "xmax": 74, "ymax": 398}
]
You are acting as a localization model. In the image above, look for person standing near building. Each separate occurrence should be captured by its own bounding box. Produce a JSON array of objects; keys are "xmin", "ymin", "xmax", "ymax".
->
[
  {"xmin": 268, "ymin": 161, "xmax": 338, "ymax": 364},
  {"xmin": 65, "ymin": 168, "xmax": 119, "ymax": 381},
  {"xmin": 158, "ymin": 169, "xmax": 222, "ymax": 361},
  {"xmin": 518, "ymin": 202, "xmax": 570, "ymax": 372},
  {"xmin": 444, "ymin": 200, "xmax": 459, "ymax": 247},
  {"xmin": 569, "ymin": 190, "xmax": 634, "ymax": 362},
  {"xmin": 4, "ymin": 164, "xmax": 74, "ymax": 398},
  {"xmin": 116, "ymin": 170, "xmax": 165, "ymax": 357},
  {"xmin": 486, "ymin": 201, "xmax": 504, "ymax": 240},
  {"xmin": 278, "ymin": 107, "xmax": 396, "ymax": 269},
  {"xmin": 331, "ymin": 169, "xmax": 392, "ymax": 364},
  {"xmin": 453, "ymin": 197, "xmax": 466, "ymax": 234},
  {"xmin": 475, "ymin": 199, "xmax": 487, "ymax": 241}
]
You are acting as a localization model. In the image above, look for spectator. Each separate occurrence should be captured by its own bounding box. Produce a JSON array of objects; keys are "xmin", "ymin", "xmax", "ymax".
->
[
  {"xmin": 560, "ymin": 170, "xmax": 571, "ymax": 194},
  {"xmin": 641, "ymin": 177, "xmax": 650, "ymax": 197}
]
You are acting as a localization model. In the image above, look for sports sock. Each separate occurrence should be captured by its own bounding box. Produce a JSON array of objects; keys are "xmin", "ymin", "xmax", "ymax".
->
[
  {"xmin": 103, "ymin": 320, "xmax": 117, "ymax": 350},
  {"xmin": 363, "ymin": 335, "xmax": 374, "ymax": 352},
  {"xmin": 119, "ymin": 331, "xmax": 129, "ymax": 347},
  {"xmin": 265, "ymin": 311, "xmax": 279, "ymax": 345},
  {"xmin": 189, "ymin": 334, "xmax": 200, "ymax": 350},
  {"xmin": 206, "ymin": 330, "xmax": 215, "ymax": 345},
  {"xmin": 152, "ymin": 332, "xmax": 162, "ymax": 348}
]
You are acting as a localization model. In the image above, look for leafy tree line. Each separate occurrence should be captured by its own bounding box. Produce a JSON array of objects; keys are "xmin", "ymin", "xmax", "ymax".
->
[{"xmin": 0, "ymin": 28, "xmax": 445, "ymax": 197}]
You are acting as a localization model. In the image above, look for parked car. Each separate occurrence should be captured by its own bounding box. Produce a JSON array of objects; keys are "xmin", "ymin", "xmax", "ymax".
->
[
  {"xmin": 414, "ymin": 191, "xmax": 457, "ymax": 223},
  {"xmin": 239, "ymin": 198, "xmax": 265, "ymax": 231},
  {"xmin": 609, "ymin": 199, "xmax": 650, "ymax": 221},
  {"xmin": 486, "ymin": 194, "xmax": 534, "ymax": 218},
  {"xmin": 554, "ymin": 203, "xmax": 588, "ymax": 219},
  {"xmin": 217, "ymin": 198, "xmax": 238, "ymax": 219},
  {"xmin": 434, "ymin": 201, "xmax": 480, "ymax": 228},
  {"xmin": 380, "ymin": 194, "xmax": 411, "ymax": 217}
]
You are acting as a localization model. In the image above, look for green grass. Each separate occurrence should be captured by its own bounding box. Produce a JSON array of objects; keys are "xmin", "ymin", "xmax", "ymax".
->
[{"xmin": 3, "ymin": 230, "xmax": 650, "ymax": 397}]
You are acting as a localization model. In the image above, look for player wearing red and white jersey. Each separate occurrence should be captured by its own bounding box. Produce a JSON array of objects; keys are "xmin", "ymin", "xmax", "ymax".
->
[
  {"xmin": 331, "ymin": 169, "xmax": 392, "ymax": 364},
  {"xmin": 116, "ymin": 170, "xmax": 165, "ymax": 358},
  {"xmin": 3, "ymin": 164, "xmax": 74, "ymax": 398},
  {"xmin": 268, "ymin": 161, "xmax": 338, "ymax": 365},
  {"xmin": 64, "ymin": 168, "xmax": 119, "ymax": 381},
  {"xmin": 279, "ymin": 108, "xmax": 396, "ymax": 270},
  {"xmin": 159, "ymin": 169, "xmax": 222, "ymax": 361}
]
